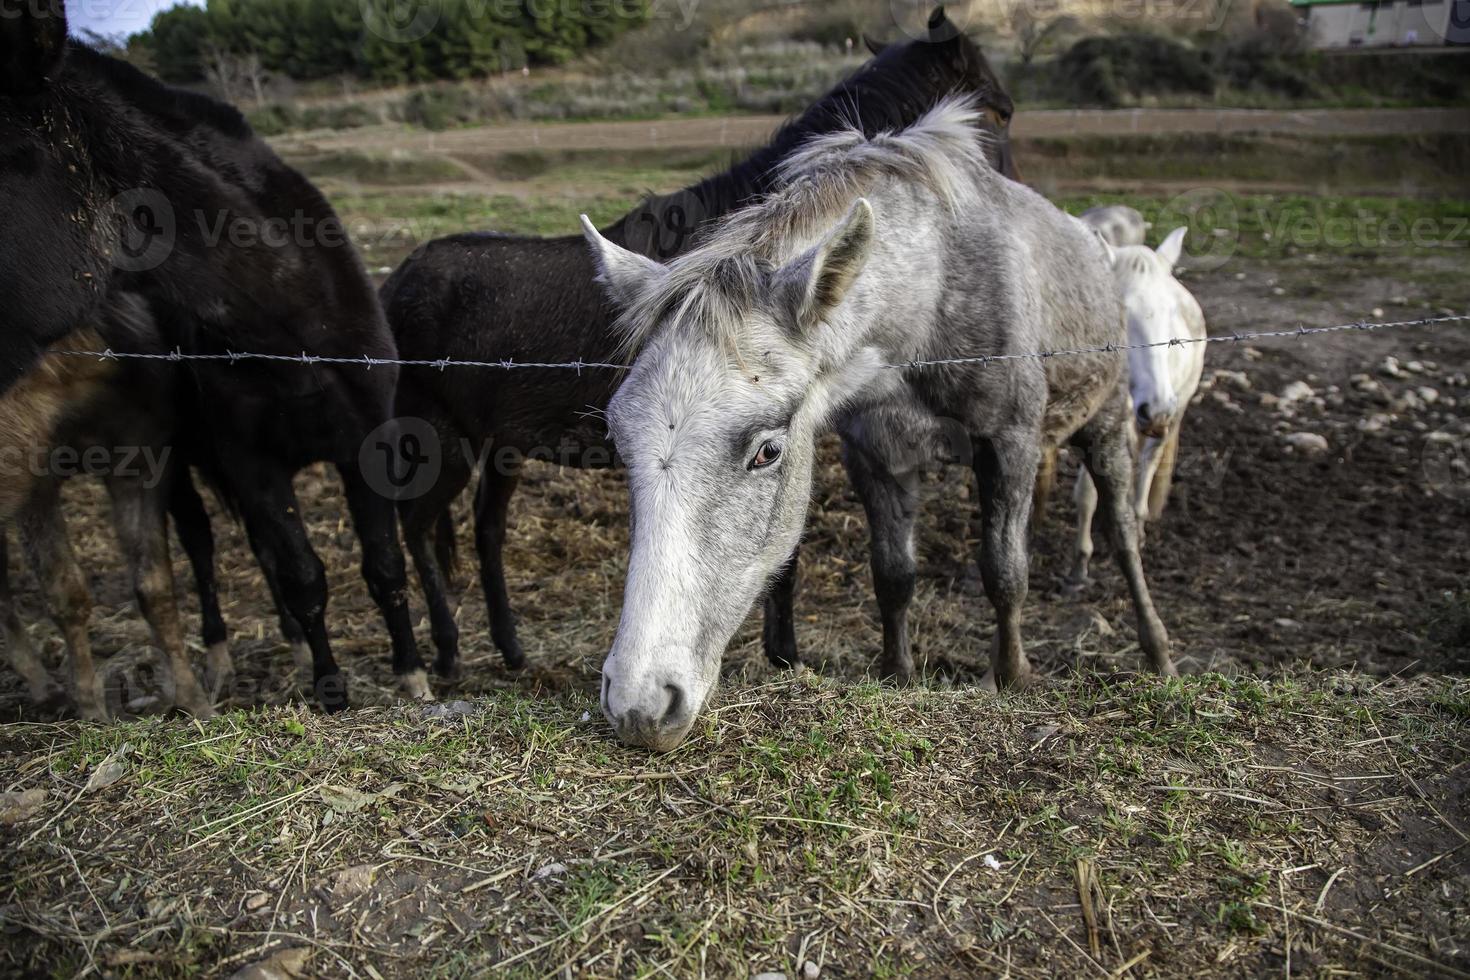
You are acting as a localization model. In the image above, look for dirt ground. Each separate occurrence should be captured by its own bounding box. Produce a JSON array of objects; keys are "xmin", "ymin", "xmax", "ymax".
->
[
  {"xmin": 4, "ymin": 251, "xmax": 1464, "ymax": 715},
  {"xmin": 269, "ymin": 107, "xmax": 1470, "ymax": 158}
]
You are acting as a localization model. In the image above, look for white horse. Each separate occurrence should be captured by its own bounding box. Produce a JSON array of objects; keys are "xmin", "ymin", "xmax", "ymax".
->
[{"xmin": 1071, "ymin": 227, "xmax": 1206, "ymax": 587}]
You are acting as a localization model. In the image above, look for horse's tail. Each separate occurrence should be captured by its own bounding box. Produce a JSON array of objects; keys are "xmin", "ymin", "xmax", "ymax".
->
[
  {"xmin": 1033, "ymin": 445, "xmax": 1060, "ymax": 522},
  {"xmin": 433, "ymin": 507, "xmax": 459, "ymax": 590},
  {"xmin": 1147, "ymin": 424, "xmax": 1182, "ymax": 521}
]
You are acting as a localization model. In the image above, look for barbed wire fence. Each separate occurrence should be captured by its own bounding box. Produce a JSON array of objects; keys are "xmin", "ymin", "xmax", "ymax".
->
[{"xmin": 43, "ymin": 313, "xmax": 1470, "ymax": 374}]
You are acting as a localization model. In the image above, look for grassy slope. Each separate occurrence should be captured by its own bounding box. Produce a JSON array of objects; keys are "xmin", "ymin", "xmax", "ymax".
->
[{"xmin": 3, "ymin": 673, "xmax": 1467, "ymax": 976}]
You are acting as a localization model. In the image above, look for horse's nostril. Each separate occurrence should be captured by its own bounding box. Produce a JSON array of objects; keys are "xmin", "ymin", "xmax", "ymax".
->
[
  {"xmin": 660, "ymin": 683, "xmax": 686, "ymax": 727},
  {"xmin": 1137, "ymin": 404, "xmax": 1151, "ymax": 422}
]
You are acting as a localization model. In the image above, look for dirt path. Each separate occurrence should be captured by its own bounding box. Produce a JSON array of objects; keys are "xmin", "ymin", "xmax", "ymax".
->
[{"xmin": 271, "ymin": 106, "xmax": 1470, "ymax": 156}]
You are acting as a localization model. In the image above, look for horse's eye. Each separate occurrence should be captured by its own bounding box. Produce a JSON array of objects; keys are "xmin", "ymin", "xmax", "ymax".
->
[{"xmin": 749, "ymin": 440, "xmax": 782, "ymax": 470}]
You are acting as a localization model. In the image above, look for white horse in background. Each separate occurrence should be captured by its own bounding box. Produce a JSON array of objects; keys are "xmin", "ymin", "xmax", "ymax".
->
[
  {"xmin": 1072, "ymin": 226, "xmax": 1206, "ymax": 587},
  {"xmin": 1080, "ymin": 204, "xmax": 1148, "ymax": 247}
]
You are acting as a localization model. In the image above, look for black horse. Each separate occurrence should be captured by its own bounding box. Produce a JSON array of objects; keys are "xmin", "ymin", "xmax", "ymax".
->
[
  {"xmin": 381, "ymin": 7, "xmax": 1021, "ymax": 681},
  {"xmin": 2, "ymin": 2, "xmax": 426, "ymax": 709}
]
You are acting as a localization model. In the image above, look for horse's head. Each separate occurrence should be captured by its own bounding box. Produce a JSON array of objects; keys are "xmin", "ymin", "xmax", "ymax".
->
[
  {"xmin": 1, "ymin": 0, "xmax": 67, "ymax": 97},
  {"xmin": 864, "ymin": 8, "xmax": 1018, "ymax": 179},
  {"xmin": 582, "ymin": 201, "xmax": 885, "ymax": 752},
  {"xmin": 1114, "ymin": 227, "xmax": 1189, "ymax": 438}
]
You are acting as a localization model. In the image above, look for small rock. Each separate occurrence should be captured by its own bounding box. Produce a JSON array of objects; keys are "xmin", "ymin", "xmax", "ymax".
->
[
  {"xmin": 1234, "ymin": 272, "xmax": 1246, "ymax": 281},
  {"xmin": 1372, "ymin": 307, "xmax": 1385, "ymax": 318},
  {"xmin": 1380, "ymin": 356, "xmax": 1405, "ymax": 379},
  {"xmin": 1283, "ymin": 432, "xmax": 1329, "ymax": 456},
  {"xmin": 1357, "ymin": 414, "xmax": 1393, "ymax": 434},
  {"xmin": 1243, "ymin": 346, "xmax": 1263, "ymax": 361},
  {"xmin": 1406, "ymin": 360, "xmax": 1425, "ymax": 374},
  {"xmin": 1213, "ymin": 370, "xmax": 1252, "ymax": 392},
  {"xmin": 1280, "ymin": 380, "xmax": 1314, "ymax": 404},
  {"xmin": 1270, "ymin": 286, "xmax": 1285, "ymax": 297},
  {"xmin": 0, "ymin": 789, "xmax": 46, "ymax": 825},
  {"xmin": 802, "ymin": 961, "xmax": 821, "ymax": 980},
  {"xmin": 229, "ymin": 947, "xmax": 311, "ymax": 980},
  {"xmin": 420, "ymin": 700, "xmax": 479, "ymax": 723},
  {"xmin": 1390, "ymin": 295, "xmax": 1407, "ymax": 305},
  {"xmin": 329, "ymin": 864, "xmax": 375, "ymax": 901},
  {"xmin": 984, "ymin": 854, "xmax": 1003, "ymax": 870},
  {"xmin": 533, "ymin": 862, "xmax": 569, "ymax": 880},
  {"xmin": 244, "ymin": 892, "xmax": 272, "ymax": 913},
  {"xmin": 754, "ymin": 973, "xmax": 789, "ymax": 980},
  {"xmin": 84, "ymin": 744, "xmax": 133, "ymax": 793},
  {"xmin": 1274, "ymin": 618, "xmax": 1302, "ymax": 630}
]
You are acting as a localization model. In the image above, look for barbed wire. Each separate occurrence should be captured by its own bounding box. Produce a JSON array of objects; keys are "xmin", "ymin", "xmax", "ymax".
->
[{"xmin": 43, "ymin": 313, "xmax": 1467, "ymax": 373}]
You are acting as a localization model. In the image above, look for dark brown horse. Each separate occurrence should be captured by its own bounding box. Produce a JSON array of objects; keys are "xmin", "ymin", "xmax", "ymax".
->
[{"xmin": 2, "ymin": 2, "xmax": 426, "ymax": 709}]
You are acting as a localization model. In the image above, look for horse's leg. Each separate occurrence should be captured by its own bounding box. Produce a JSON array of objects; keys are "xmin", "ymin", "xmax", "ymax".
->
[
  {"xmin": 168, "ymin": 466, "xmax": 235, "ymax": 699},
  {"xmin": 1033, "ymin": 445, "xmax": 1059, "ymax": 523},
  {"xmin": 433, "ymin": 506, "xmax": 459, "ymax": 590},
  {"xmin": 1145, "ymin": 419, "xmax": 1183, "ymax": 522},
  {"xmin": 401, "ymin": 453, "xmax": 472, "ymax": 681},
  {"xmin": 0, "ymin": 531, "xmax": 59, "ymax": 705},
  {"xmin": 1134, "ymin": 433, "xmax": 1165, "ymax": 542},
  {"xmin": 1069, "ymin": 467, "xmax": 1098, "ymax": 589},
  {"xmin": 1073, "ymin": 402, "xmax": 1176, "ymax": 677},
  {"xmin": 473, "ymin": 460, "xmax": 526, "ymax": 671},
  {"xmin": 107, "ymin": 474, "xmax": 213, "ymax": 717},
  {"xmin": 337, "ymin": 462, "xmax": 430, "ymax": 699},
  {"xmin": 16, "ymin": 485, "xmax": 103, "ymax": 720},
  {"xmin": 225, "ymin": 455, "xmax": 347, "ymax": 712},
  {"xmin": 260, "ymin": 565, "xmax": 312, "ymax": 684},
  {"xmin": 843, "ymin": 440, "xmax": 921, "ymax": 683},
  {"xmin": 761, "ymin": 545, "xmax": 801, "ymax": 669},
  {"xmin": 974, "ymin": 428, "xmax": 1042, "ymax": 692}
]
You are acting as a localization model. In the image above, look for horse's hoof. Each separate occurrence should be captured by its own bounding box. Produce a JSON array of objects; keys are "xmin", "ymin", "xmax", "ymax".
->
[
  {"xmin": 879, "ymin": 660, "xmax": 915, "ymax": 686},
  {"xmin": 1062, "ymin": 577, "xmax": 1089, "ymax": 599},
  {"xmin": 433, "ymin": 655, "xmax": 462, "ymax": 682},
  {"xmin": 980, "ymin": 668, "xmax": 1044, "ymax": 694},
  {"xmin": 398, "ymin": 669, "xmax": 433, "ymax": 701},
  {"xmin": 205, "ymin": 643, "xmax": 235, "ymax": 702},
  {"xmin": 290, "ymin": 643, "xmax": 314, "ymax": 692},
  {"xmin": 499, "ymin": 645, "xmax": 527, "ymax": 672}
]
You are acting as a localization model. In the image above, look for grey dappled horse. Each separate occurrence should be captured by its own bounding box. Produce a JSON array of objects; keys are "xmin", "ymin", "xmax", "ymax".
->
[{"xmin": 583, "ymin": 98, "xmax": 1177, "ymax": 751}]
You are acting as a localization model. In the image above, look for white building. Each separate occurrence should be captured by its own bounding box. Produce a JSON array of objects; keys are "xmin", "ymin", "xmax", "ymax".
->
[{"xmin": 1291, "ymin": 0, "xmax": 1470, "ymax": 47}]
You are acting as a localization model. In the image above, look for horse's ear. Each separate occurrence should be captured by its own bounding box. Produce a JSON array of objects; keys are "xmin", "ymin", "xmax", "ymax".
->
[
  {"xmin": 774, "ymin": 198, "xmax": 875, "ymax": 335},
  {"xmin": 1156, "ymin": 226, "xmax": 1188, "ymax": 270},
  {"xmin": 926, "ymin": 6, "xmax": 959, "ymax": 42},
  {"xmin": 0, "ymin": 0, "xmax": 68, "ymax": 97},
  {"xmin": 862, "ymin": 34, "xmax": 887, "ymax": 56},
  {"xmin": 581, "ymin": 214, "xmax": 667, "ymax": 318}
]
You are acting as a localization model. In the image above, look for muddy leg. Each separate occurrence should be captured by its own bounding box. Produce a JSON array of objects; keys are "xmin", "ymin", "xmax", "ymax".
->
[
  {"xmin": 1145, "ymin": 419, "xmax": 1183, "ymax": 522},
  {"xmin": 168, "ymin": 466, "xmax": 236, "ymax": 699},
  {"xmin": 844, "ymin": 441, "xmax": 921, "ymax": 683},
  {"xmin": 1134, "ymin": 433, "xmax": 1165, "ymax": 544},
  {"xmin": 17, "ymin": 486, "xmax": 103, "ymax": 720},
  {"xmin": 401, "ymin": 445, "xmax": 474, "ymax": 682},
  {"xmin": 0, "ymin": 532, "xmax": 59, "ymax": 705},
  {"xmin": 1070, "ymin": 467, "xmax": 1098, "ymax": 589},
  {"xmin": 761, "ymin": 545, "xmax": 801, "ymax": 670},
  {"xmin": 974, "ymin": 428, "xmax": 1041, "ymax": 692},
  {"xmin": 339, "ymin": 461, "xmax": 429, "ymax": 699},
  {"xmin": 109, "ymin": 475, "xmax": 213, "ymax": 717},
  {"xmin": 473, "ymin": 461, "xmax": 526, "ymax": 671},
  {"xmin": 1074, "ymin": 405, "xmax": 1176, "ymax": 677}
]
